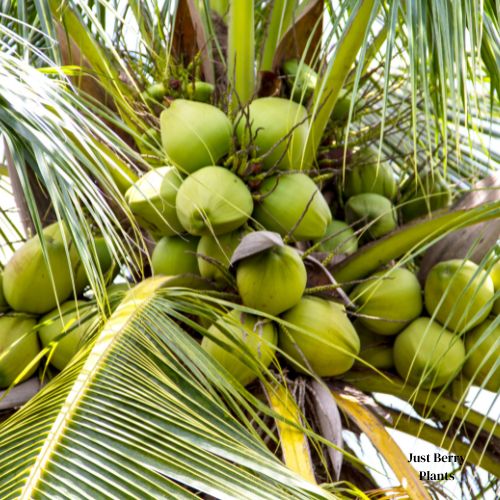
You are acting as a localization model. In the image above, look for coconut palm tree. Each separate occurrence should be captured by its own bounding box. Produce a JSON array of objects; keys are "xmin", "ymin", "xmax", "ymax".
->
[{"xmin": 0, "ymin": 0, "xmax": 498, "ymax": 498}]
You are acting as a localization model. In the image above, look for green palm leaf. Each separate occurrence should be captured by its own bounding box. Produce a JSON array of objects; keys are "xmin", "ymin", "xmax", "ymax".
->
[{"xmin": 0, "ymin": 278, "xmax": 330, "ymax": 498}]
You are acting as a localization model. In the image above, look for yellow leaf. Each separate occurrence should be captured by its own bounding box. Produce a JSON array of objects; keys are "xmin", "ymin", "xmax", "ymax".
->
[
  {"xmin": 332, "ymin": 389, "xmax": 431, "ymax": 500},
  {"xmin": 266, "ymin": 383, "xmax": 316, "ymax": 484}
]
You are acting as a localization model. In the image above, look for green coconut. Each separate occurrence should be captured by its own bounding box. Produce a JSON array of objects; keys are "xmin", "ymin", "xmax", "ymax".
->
[
  {"xmin": 331, "ymin": 90, "xmax": 362, "ymax": 122},
  {"xmin": 188, "ymin": 81, "xmax": 214, "ymax": 103},
  {"xmin": 283, "ymin": 59, "xmax": 318, "ymax": 103},
  {"xmin": 201, "ymin": 310, "xmax": 277, "ymax": 386},
  {"xmin": 345, "ymin": 149, "xmax": 397, "ymax": 200},
  {"xmin": 39, "ymin": 300, "xmax": 96, "ymax": 371},
  {"xmin": 400, "ymin": 171, "xmax": 451, "ymax": 222},
  {"xmin": 424, "ymin": 259, "xmax": 494, "ymax": 333},
  {"xmin": 236, "ymin": 97, "xmax": 309, "ymax": 171},
  {"xmin": 350, "ymin": 267, "xmax": 423, "ymax": 335},
  {"xmin": 176, "ymin": 166, "xmax": 253, "ymax": 236},
  {"xmin": 160, "ymin": 99, "xmax": 232, "ymax": 174},
  {"xmin": 125, "ymin": 166, "xmax": 184, "ymax": 237},
  {"xmin": 315, "ymin": 220, "xmax": 358, "ymax": 255},
  {"xmin": 151, "ymin": 235, "xmax": 200, "ymax": 277},
  {"xmin": 345, "ymin": 193, "xmax": 397, "ymax": 240},
  {"xmin": 393, "ymin": 317, "xmax": 465, "ymax": 389},
  {"xmin": 197, "ymin": 229, "xmax": 246, "ymax": 284},
  {"xmin": 3, "ymin": 222, "xmax": 78, "ymax": 314},
  {"xmin": 73, "ymin": 236, "xmax": 116, "ymax": 294},
  {"xmin": 236, "ymin": 245, "xmax": 306, "ymax": 315},
  {"xmin": 353, "ymin": 321, "xmax": 394, "ymax": 370},
  {"xmin": 463, "ymin": 319, "xmax": 499, "ymax": 392},
  {"xmin": 253, "ymin": 174, "xmax": 331, "ymax": 241},
  {"xmin": 280, "ymin": 296, "xmax": 360, "ymax": 377},
  {"xmin": 0, "ymin": 315, "xmax": 39, "ymax": 389},
  {"xmin": 144, "ymin": 82, "xmax": 167, "ymax": 102}
]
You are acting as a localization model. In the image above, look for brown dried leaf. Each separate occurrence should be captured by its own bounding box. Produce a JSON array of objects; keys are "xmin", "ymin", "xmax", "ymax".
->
[
  {"xmin": 257, "ymin": 71, "xmax": 282, "ymax": 97},
  {"xmin": 173, "ymin": 0, "xmax": 215, "ymax": 84},
  {"xmin": 230, "ymin": 231, "xmax": 284, "ymax": 265},
  {"xmin": 310, "ymin": 380, "xmax": 343, "ymax": 480},
  {"xmin": 272, "ymin": 0, "xmax": 324, "ymax": 73},
  {"xmin": 56, "ymin": 23, "xmax": 115, "ymax": 111}
]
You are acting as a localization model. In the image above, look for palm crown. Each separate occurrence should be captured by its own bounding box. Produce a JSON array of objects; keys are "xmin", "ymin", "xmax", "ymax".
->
[{"xmin": 0, "ymin": 1, "xmax": 498, "ymax": 498}]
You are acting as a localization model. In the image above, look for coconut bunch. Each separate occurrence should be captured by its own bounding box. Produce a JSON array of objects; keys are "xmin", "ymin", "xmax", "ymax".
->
[
  {"xmin": 117, "ymin": 79, "xmax": 499, "ymax": 392},
  {"xmin": 0, "ymin": 222, "xmax": 116, "ymax": 388},
  {"xmin": 0, "ymin": 76, "xmax": 487, "ymax": 396},
  {"xmin": 349, "ymin": 258, "xmax": 499, "ymax": 393}
]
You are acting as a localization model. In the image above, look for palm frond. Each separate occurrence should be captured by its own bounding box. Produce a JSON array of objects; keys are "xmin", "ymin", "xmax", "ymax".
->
[{"xmin": 0, "ymin": 279, "xmax": 330, "ymax": 498}]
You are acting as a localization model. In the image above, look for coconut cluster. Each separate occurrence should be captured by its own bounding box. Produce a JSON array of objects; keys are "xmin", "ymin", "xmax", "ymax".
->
[
  {"xmin": 122, "ymin": 95, "xmax": 497, "ymax": 391},
  {"xmin": 1, "ymin": 90, "xmax": 496, "ymax": 398},
  {"xmin": 349, "ymin": 258, "xmax": 499, "ymax": 392},
  {"xmin": 0, "ymin": 223, "xmax": 116, "ymax": 388}
]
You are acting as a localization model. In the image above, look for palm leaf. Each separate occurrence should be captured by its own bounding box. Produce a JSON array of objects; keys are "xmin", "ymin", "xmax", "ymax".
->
[
  {"xmin": 0, "ymin": 279, "xmax": 330, "ymax": 498},
  {"xmin": 332, "ymin": 385, "xmax": 432, "ymax": 500}
]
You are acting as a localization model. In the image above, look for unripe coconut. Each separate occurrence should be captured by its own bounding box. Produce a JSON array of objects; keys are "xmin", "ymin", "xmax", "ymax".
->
[
  {"xmin": 393, "ymin": 317, "xmax": 465, "ymax": 389},
  {"xmin": 151, "ymin": 235, "xmax": 200, "ymax": 276},
  {"xmin": 353, "ymin": 321, "xmax": 394, "ymax": 370},
  {"xmin": 236, "ymin": 245, "xmax": 306, "ymax": 315},
  {"xmin": 463, "ymin": 319, "xmax": 499, "ymax": 392},
  {"xmin": 73, "ymin": 236, "xmax": 116, "ymax": 294},
  {"xmin": 176, "ymin": 166, "xmax": 253, "ymax": 236},
  {"xmin": 3, "ymin": 222, "xmax": 77, "ymax": 314},
  {"xmin": 125, "ymin": 166, "xmax": 184, "ymax": 237},
  {"xmin": 350, "ymin": 267, "xmax": 423, "ymax": 335},
  {"xmin": 188, "ymin": 81, "xmax": 214, "ymax": 103},
  {"xmin": 0, "ymin": 315, "xmax": 39, "ymax": 389},
  {"xmin": 345, "ymin": 150, "xmax": 397, "ymax": 200},
  {"xmin": 283, "ymin": 59, "xmax": 317, "ymax": 103},
  {"xmin": 331, "ymin": 90, "xmax": 362, "ymax": 122},
  {"xmin": 197, "ymin": 229, "xmax": 245, "ymax": 284},
  {"xmin": 424, "ymin": 259, "xmax": 494, "ymax": 333},
  {"xmin": 400, "ymin": 171, "xmax": 451, "ymax": 222},
  {"xmin": 201, "ymin": 310, "xmax": 277, "ymax": 386},
  {"xmin": 160, "ymin": 100, "xmax": 232, "ymax": 174},
  {"xmin": 144, "ymin": 82, "xmax": 167, "ymax": 102},
  {"xmin": 280, "ymin": 296, "xmax": 360, "ymax": 377},
  {"xmin": 345, "ymin": 193, "xmax": 397, "ymax": 240},
  {"xmin": 39, "ymin": 301, "xmax": 96, "ymax": 371},
  {"xmin": 236, "ymin": 97, "xmax": 309, "ymax": 170},
  {"xmin": 315, "ymin": 220, "xmax": 358, "ymax": 255},
  {"xmin": 253, "ymin": 174, "xmax": 331, "ymax": 241}
]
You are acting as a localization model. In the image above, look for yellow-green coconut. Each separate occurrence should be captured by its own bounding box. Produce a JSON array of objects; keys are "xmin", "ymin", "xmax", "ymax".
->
[
  {"xmin": 424, "ymin": 259, "xmax": 494, "ymax": 333},
  {"xmin": 201, "ymin": 310, "xmax": 277, "ymax": 386},
  {"xmin": 280, "ymin": 296, "xmax": 360, "ymax": 377}
]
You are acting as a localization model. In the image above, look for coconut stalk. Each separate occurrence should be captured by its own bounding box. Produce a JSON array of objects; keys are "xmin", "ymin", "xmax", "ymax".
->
[
  {"xmin": 331, "ymin": 201, "xmax": 500, "ymax": 284},
  {"xmin": 227, "ymin": 0, "xmax": 255, "ymax": 109}
]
